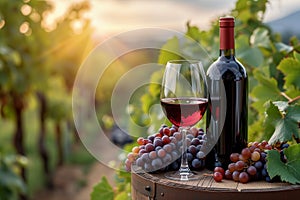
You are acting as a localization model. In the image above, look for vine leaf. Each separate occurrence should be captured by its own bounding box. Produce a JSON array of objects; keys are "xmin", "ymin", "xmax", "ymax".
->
[
  {"xmin": 91, "ymin": 176, "xmax": 114, "ymax": 200},
  {"xmin": 277, "ymin": 58, "xmax": 300, "ymax": 89},
  {"xmin": 267, "ymin": 144, "xmax": 300, "ymax": 184},
  {"xmin": 265, "ymin": 101, "xmax": 300, "ymax": 144},
  {"xmin": 251, "ymin": 70, "xmax": 281, "ymax": 111}
]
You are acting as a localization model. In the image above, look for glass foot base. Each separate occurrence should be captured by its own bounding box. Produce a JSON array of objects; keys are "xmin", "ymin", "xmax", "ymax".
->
[{"xmin": 164, "ymin": 170, "xmax": 199, "ymax": 181}]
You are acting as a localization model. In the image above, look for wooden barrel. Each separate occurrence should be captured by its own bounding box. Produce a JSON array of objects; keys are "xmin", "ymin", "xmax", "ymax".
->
[{"xmin": 131, "ymin": 165, "xmax": 300, "ymax": 200}]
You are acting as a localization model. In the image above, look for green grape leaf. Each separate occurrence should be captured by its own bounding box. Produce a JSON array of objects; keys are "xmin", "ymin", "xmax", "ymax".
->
[
  {"xmin": 158, "ymin": 36, "xmax": 181, "ymax": 65},
  {"xmin": 266, "ymin": 102, "xmax": 300, "ymax": 144},
  {"xmin": 91, "ymin": 177, "xmax": 114, "ymax": 200},
  {"xmin": 294, "ymin": 51, "xmax": 300, "ymax": 62},
  {"xmin": 251, "ymin": 70, "xmax": 281, "ymax": 111},
  {"xmin": 267, "ymin": 144, "xmax": 300, "ymax": 184},
  {"xmin": 277, "ymin": 58, "xmax": 300, "ymax": 89},
  {"xmin": 264, "ymin": 101, "xmax": 282, "ymax": 135},
  {"xmin": 238, "ymin": 46, "xmax": 264, "ymax": 67}
]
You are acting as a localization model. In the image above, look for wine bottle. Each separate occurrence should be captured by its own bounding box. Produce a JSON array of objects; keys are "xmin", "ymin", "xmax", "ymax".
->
[{"xmin": 205, "ymin": 17, "xmax": 248, "ymax": 170}]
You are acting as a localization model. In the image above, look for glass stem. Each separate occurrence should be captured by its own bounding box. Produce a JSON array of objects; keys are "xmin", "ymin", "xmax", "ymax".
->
[{"xmin": 179, "ymin": 127, "xmax": 190, "ymax": 180}]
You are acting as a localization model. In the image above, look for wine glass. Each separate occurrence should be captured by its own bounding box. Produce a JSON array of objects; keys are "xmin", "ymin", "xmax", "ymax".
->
[{"xmin": 160, "ymin": 60, "xmax": 208, "ymax": 181}]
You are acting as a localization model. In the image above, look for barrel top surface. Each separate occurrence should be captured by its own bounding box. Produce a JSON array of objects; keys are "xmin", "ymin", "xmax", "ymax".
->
[{"xmin": 131, "ymin": 164, "xmax": 300, "ymax": 193}]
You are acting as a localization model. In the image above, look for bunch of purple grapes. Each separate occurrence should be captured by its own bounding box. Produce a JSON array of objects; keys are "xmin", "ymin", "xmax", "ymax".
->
[
  {"xmin": 125, "ymin": 125, "xmax": 207, "ymax": 173},
  {"xmin": 214, "ymin": 141, "xmax": 290, "ymax": 183}
]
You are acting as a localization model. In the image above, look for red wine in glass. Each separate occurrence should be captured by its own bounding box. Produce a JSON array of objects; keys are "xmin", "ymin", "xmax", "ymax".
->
[
  {"xmin": 160, "ymin": 60, "xmax": 207, "ymax": 181},
  {"xmin": 161, "ymin": 97, "xmax": 208, "ymax": 127}
]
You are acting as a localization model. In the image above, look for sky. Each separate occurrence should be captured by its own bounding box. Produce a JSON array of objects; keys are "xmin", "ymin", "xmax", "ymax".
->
[{"xmin": 47, "ymin": 0, "xmax": 300, "ymax": 38}]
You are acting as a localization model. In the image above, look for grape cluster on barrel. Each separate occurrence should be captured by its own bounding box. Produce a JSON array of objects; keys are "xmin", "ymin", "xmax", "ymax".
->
[
  {"xmin": 213, "ymin": 141, "xmax": 290, "ymax": 183},
  {"xmin": 125, "ymin": 124, "xmax": 207, "ymax": 173}
]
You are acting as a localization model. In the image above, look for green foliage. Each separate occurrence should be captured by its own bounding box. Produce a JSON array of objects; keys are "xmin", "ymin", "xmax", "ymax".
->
[
  {"xmin": 0, "ymin": 154, "xmax": 27, "ymax": 200},
  {"xmin": 91, "ymin": 171, "xmax": 131, "ymax": 200},
  {"xmin": 267, "ymin": 144, "xmax": 300, "ymax": 184},
  {"xmin": 265, "ymin": 101, "xmax": 300, "ymax": 144},
  {"xmin": 91, "ymin": 177, "xmax": 114, "ymax": 200}
]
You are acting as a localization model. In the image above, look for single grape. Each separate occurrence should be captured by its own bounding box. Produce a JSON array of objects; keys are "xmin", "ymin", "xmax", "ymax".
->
[
  {"xmin": 173, "ymin": 132, "xmax": 182, "ymax": 141},
  {"xmin": 251, "ymin": 151, "xmax": 260, "ymax": 162},
  {"xmin": 163, "ymin": 144, "xmax": 173, "ymax": 153},
  {"xmin": 230, "ymin": 153, "xmax": 240, "ymax": 162},
  {"xmin": 247, "ymin": 166, "xmax": 257, "ymax": 176},
  {"xmin": 190, "ymin": 127, "xmax": 199, "ymax": 137},
  {"xmin": 235, "ymin": 161, "xmax": 245, "ymax": 171},
  {"xmin": 188, "ymin": 145, "xmax": 197, "ymax": 156},
  {"xmin": 132, "ymin": 146, "xmax": 140, "ymax": 154},
  {"xmin": 162, "ymin": 153, "xmax": 173, "ymax": 164},
  {"xmin": 145, "ymin": 143, "xmax": 155, "ymax": 152},
  {"xmin": 232, "ymin": 171, "xmax": 240, "ymax": 182},
  {"xmin": 137, "ymin": 137, "xmax": 144, "ymax": 145},
  {"xmin": 239, "ymin": 172, "xmax": 249, "ymax": 183},
  {"xmin": 127, "ymin": 152, "xmax": 136, "ymax": 162},
  {"xmin": 191, "ymin": 138, "xmax": 201, "ymax": 146},
  {"xmin": 149, "ymin": 151, "xmax": 157, "ymax": 159},
  {"xmin": 162, "ymin": 135, "xmax": 171, "ymax": 144},
  {"xmin": 241, "ymin": 148, "xmax": 251, "ymax": 159},
  {"xmin": 214, "ymin": 167, "xmax": 225, "ymax": 177},
  {"xmin": 254, "ymin": 161, "xmax": 263, "ymax": 170},
  {"xmin": 163, "ymin": 127, "xmax": 171, "ymax": 136},
  {"xmin": 192, "ymin": 158, "xmax": 202, "ymax": 169},
  {"xmin": 196, "ymin": 145, "xmax": 202, "ymax": 152},
  {"xmin": 136, "ymin": 157, "xmax": 144, "ymax": 167},
  {"xmin": 157, "ymin": 149, "xmax": 166, "ymax": 158},
  {"xmin": 153, "ymin": 138, "xmax": 163, "ymax": 147},
  {"xmin": 224, "ymin": 170, "xmax": 232, "ymax": 180},
  {"xmin": 228, "ymin": 163, "xmax": 236, "ymax": 173},
  {"xmin": 196, "ymin": 151, "xmax": 205, "ymax": 159},
  {"xmin": 213, "ymin": 172, "xmax": 223, "ymax": 182}
]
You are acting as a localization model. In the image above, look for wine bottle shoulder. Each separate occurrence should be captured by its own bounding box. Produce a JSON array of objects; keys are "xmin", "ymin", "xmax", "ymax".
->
[{"xmin": 206, "ymin": 57, "xmax": 247, "ymax": 81}]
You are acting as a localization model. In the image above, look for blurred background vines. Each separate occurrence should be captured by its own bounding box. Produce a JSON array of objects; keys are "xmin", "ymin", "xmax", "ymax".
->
[
  {"xmin": 0, "ymin": 0, "xmax": 95, "ymax": 199},
  {"xmin": 91, "ymin": 0, "xmax": 300, "ymax": 199}
]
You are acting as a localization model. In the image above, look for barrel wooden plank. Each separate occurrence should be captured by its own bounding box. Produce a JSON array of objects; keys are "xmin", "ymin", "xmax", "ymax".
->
[{"xmin": 131, "ymin": 164, "xmax": 300, "ymax": 200}]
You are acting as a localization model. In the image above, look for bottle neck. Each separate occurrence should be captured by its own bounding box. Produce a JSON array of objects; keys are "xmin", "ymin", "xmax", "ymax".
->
[
  {"xmin": 219, "ymin": 26, "xmax": 235, "ymax": 58},
  {"xmin": 219, "ymin": 49, "xmax": 235, "ymax": 58}
]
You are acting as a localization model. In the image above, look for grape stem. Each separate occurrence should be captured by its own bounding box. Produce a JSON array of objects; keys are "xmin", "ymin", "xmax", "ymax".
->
[{"xmin": 280, "ymin": 92, "xmax": 300, "ymax": 104}]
